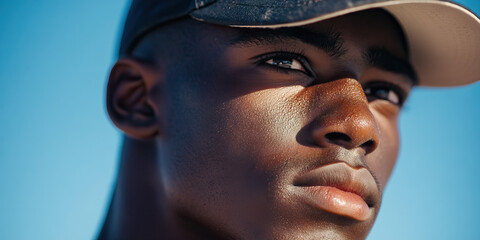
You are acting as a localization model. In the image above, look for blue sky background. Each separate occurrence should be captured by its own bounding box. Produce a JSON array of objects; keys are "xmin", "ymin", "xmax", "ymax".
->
[{"xmin": 0, "ymin": 1, "xmax": 479, "ymax": 239}]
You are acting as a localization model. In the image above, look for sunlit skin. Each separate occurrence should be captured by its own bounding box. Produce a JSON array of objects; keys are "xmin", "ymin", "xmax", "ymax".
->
[{"xmin": 100, "ymin": 9, "xmax": 415, "ymax": 240}]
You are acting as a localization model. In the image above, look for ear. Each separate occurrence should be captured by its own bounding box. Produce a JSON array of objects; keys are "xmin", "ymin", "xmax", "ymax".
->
[{"xmin": 106, "ymin": 58, "xmax": 163, "ymax": 139}]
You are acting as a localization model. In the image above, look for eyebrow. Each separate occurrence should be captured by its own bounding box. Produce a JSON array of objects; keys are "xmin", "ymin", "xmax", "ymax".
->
[
  {"xmin": 231, "ymin": 28, "xmax": 418, "ymax": 84},
  {"xmin": 363, "ymin": 48, "xmax": 418, "ymax": 85},
  {"xmin": 231, "ymin": 27, "xmax": 347, "ymax": 58}
]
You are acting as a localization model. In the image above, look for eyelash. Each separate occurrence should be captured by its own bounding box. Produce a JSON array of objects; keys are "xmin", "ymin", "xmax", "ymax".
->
[{"xmin": 253, "ymin": 51, "xmax": 314, "ymax": 76}]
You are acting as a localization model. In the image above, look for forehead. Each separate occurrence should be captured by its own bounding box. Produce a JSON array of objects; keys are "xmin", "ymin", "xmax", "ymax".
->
[
  {"xmin": 229, "ymin": 8, "xmax": 408, "ymax": 57},
  {"xmin": 138, "ymin": 9, "xmax": 407, "ymax": 57}
]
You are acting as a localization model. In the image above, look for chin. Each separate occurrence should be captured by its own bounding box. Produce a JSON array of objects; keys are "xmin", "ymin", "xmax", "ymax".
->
[
  {"xmin": 246, "ymin": 210, "xmax": 376, "ymax": 240},
  {"xmin": 266, "ymin": 226, "xmax": 371, "ymax": 240}
]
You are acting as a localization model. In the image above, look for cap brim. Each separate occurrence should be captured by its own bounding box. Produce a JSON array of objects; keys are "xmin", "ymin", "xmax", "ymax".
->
[{"xmin": 191, "ymin": 0, "xmax": 480, "ymax": 87}]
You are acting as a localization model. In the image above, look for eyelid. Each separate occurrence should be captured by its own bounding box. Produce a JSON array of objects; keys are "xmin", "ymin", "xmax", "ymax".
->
[{"xmin": 251, "ymin": 51, "xmax": 315, "ymax": 77}]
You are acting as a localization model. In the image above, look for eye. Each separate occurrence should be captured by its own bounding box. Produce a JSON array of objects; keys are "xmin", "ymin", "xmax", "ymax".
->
[
  {"xmin": 255, "ymin": 52, "xmax": 313, "ymax": 76},
  {"xmin": 265, "ymin": 58, "xmax": 306, "ymax": 72},
  {"xmin": 363, "ymin": 81, "xmax": 406, "ymax": 106}
]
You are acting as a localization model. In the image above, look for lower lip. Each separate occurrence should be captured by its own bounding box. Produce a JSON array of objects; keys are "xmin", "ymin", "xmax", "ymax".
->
[{"xmin": 303, "ymin": 186, "xmax": 371, "ymax": 221}]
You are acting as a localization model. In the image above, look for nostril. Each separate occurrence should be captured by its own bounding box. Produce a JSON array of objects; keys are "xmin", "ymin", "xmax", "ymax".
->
[
  {"xmin": 324, "ymin": 132, "xmax": 377, "ymax": 153},
  {"xmin": 360, "ymin": 140, "xmax": 376, "ymax": 154},
  {"xmin": 325, "ymin": 132, "xmax": 352, "ymax": 143}
]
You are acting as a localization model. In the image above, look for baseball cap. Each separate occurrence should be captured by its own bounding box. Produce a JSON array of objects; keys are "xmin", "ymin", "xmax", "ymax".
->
[{"xmin": 119, "ymin": 0, "xmax": 480, "ymax": 87}]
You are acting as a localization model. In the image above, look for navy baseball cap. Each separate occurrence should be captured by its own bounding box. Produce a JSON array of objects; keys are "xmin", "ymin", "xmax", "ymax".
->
[{"xmin": 119, "ymin": 0, "xmax": 480, "ymax": 87}]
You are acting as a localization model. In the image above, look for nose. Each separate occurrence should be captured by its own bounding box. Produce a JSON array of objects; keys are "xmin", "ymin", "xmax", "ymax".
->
[{"xmin": 310, "ymin": 78, "xmax": 379, "ymax": 155}]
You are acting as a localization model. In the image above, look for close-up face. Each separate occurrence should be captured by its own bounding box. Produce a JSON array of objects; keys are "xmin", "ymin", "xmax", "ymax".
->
[{"xmin": 134, "ymin": 9, "xmax": 415, "ymax": 240}]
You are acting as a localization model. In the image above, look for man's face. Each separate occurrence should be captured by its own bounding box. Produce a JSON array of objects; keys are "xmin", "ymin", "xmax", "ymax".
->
[{"xmin": 154, "ymin": 9, "xmax": 414, "ymax": 240}]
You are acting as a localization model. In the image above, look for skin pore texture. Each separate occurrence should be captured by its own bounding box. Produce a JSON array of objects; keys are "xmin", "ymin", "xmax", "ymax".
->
[{"xmin": 100, "ymin": 9, "xmax": 415, "ymax": 240}]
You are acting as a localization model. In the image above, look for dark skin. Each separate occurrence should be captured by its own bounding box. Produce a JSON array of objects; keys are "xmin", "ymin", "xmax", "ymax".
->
[{"xmin": 100, "ymin": 9, "xmax": 415, "ymax": 240}]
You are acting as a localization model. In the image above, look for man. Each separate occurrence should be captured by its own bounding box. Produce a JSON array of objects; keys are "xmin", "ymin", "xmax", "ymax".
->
[{"xmin": 99, "ymin": 0, "xmax": 480, "ymax": 239}]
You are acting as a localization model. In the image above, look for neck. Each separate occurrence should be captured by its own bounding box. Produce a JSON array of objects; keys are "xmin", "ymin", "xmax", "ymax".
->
[
  {"xmin": 98, "ymin": 136, "xmax": 165, "ymax": 239},
  {"xmin": 98, "ymin": 136, "xmax": 231, "ymax": 240}
]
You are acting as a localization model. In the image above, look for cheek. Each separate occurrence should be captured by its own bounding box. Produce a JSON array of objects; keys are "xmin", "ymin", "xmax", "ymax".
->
[
  {"xmin": 366, "ymin": 112, "xmax": 400, "ymax": 190},
  {"xmin": 160, "ymin": 100, "xmax": 272, "ymax": 234},
  {"xmin": 223, "ymin": 88, "xmax": 304, "ymax": 162},
  {"xmin": 159, "ymin": 86, "xmax": 302, "ymax": 231}
]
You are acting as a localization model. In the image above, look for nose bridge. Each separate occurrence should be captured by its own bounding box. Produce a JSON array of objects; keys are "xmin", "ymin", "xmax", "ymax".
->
[{"xmin": 310, "ymin": 78, "xmax": 379, "ymax": 154}]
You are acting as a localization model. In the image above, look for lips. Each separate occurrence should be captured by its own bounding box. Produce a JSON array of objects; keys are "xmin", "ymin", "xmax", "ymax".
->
[{"xmin": 294, "ymin": 162, "xmax": 379, "ymax": 221}]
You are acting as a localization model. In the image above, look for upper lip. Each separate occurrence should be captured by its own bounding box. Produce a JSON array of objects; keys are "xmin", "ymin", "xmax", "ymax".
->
[{"xmin": 293, "ymin": 162, "xmax": 379, "ymax": 207}]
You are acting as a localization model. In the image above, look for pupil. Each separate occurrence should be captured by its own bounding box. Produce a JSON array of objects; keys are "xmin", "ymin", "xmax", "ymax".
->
[{"xmin": 275, "ymin": 59, "xmax": 293, "ymax": 68}]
